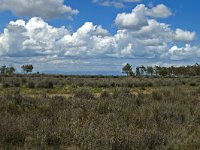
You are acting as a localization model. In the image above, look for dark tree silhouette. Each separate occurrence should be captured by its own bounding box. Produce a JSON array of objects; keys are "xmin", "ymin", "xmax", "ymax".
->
[
  {"xmin": 21, "ymin": 64, "xmax": 34, "ymax": 74},
  {"xmin": 122, "ymin": 63, "xmax": 134, "ymax": 76}
]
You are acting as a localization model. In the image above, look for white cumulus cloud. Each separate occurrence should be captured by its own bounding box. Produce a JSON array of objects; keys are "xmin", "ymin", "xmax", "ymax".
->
[
  {"xmin": 115, "ymin": 4, "xmax": 172, "ymax": 29},
  {"xmin": 0, "ymin": 0, "xmax": 79, "ymax": 19},
  {"xmin": 175, "ymin": 28, "xmax": 196, "ymax": 42},
  {"xmin": 0, "ymin": 4, "xmax": 199, "ymax": 71},
  {"xmin": 146, "ymin": 4, "xmax": 172, "ymax": 18},
  {"xmin": 115, "ymin": 4, "xmax": 148, "ymax": 29},
  {"xmin": 169, "ymin": 44, "xmax": 200, "ymax": 60}
]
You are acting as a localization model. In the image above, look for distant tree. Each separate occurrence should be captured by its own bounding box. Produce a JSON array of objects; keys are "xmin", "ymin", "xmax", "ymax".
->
[
  {"xmin": 21, "ymin": 64, "xmax": 33, "ymax": 74},
  {"xmin": 156, "ymin": 66, "xmax": 169, "ymax": 76},
  {"xmin": 154, "ymin": 66, "xmax": 159, "ymax": 76},
  {"xmin": 134, "ymin": 63, "xmax": 200, "ymax": 77},
  {"xmin": 21, "ymin": 65, "xmax": 26, "ymax": 74},
  {"xmin": 146, "ymin": 66, "xmax": 154, "ymax": 76},
  {"xmin": 135, "ymin": 66, "xmax": 146, "ymax": 76},
  {"xmin": 169, "ymin": 66, "xmax": 175, "ymax": 76},
  {"xmin": 122, "ymin": 63, "xmax": 134, "ymax": 76},
  {"xmin": 6, "ymin": 65, "xmax": 16, "ymax": 75},
  {"xmin": 0, "ymin": 65, "xmax": 6, "ymax": 75},
  {"xmin": 136, "ymin": 67, "xmax": 140, "ymax": 76},
  {"xmin": 140, "ymin": 65, "xmax": 146, "ymax": 76},
  {"xmin": 193, "ymin": 63, "xmax": 200, "ymax": 75}
]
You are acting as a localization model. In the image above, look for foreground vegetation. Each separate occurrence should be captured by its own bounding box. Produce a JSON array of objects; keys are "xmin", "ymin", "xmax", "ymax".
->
[{"xmin": 0, "ymin": 75, "xmax": 200, "ymax": 149}]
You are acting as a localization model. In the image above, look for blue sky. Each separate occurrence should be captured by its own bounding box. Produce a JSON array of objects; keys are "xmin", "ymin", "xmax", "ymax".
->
[
  {"xmin": 67, "ymin": 0, "xmax": 200, "ymax": 35},
  {"xmin": 0, "ymin": 0, "xmax": 199, "ymax": 74}
]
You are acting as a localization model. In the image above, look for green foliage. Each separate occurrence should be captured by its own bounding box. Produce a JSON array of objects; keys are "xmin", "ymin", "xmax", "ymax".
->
[
  {"xmin": 6, "ymin": 66, "xmax": 16, "ymax": 75},
  {"xmin": 133, "ymin": 63, "xmax": 200, "ymax": 77},
  {"xmin": 0, "ymin": 65, "xmax": 6, "ymax": 75},
  {"xmin": 2, "ymin": 82, "xmax": 10, "ymax": 88},
  {"xmin": 122, "ymin": 63, "xmax": 134, "ymax": 76},
  {"xmin": 21, "ymin": 64, "xmax": 33, "ymax": 74},
  {"xmin": 146, "ymin": 66, "xmax": 154, "ymax": 76},
  {"xmin": 27, "ymin": 82, "xmax": 35, "ymax": 88},
  {"xmin": 0, "ymin": 65, "xmax": 15, "ymax": 75},
  {"xmin": 36, "ymin": 79, "xmax": 54, "ymax": 89}
]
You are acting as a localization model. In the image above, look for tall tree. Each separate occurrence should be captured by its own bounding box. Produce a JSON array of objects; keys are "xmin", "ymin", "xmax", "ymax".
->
[
  {"xmin": 122, "ymin": 63, "xmax": 134, "ymax": 76},
  {"xmin": 6, "ymin": 66, "xmax": 16, "ymax": 75},
  {"xmin": 21, "ymin": 64, "xmax": 34, "ymax": 74},
  {"xmin": 0, "ymin": 66, "xmax": 6, "ymax": 75},
  {"xmin": 140, "ymin": 65, "xmax": 146, "ymax": 76},
  {"xmin": 146, "ymin": 66, "xmax": 154, "ymax": 76},
  {"xmin": 136, "ymin": 67, "xmax": 140, "ymax": 76}
]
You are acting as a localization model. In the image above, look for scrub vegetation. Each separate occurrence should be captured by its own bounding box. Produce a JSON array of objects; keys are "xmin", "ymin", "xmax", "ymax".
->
[{"xmin": 0, "ymin": 74, "xmax": 200, "ymax": 149}]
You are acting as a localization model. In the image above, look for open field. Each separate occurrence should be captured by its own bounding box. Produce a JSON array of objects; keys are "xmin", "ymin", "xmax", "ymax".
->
[{"xmin": 0, "ymin": 75, "xmax": 200, "ymax": 149}]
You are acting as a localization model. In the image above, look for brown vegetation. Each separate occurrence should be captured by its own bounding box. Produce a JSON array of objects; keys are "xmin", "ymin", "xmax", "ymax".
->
[{"xmin": 0, "ymin": 76, "xmax": 200, "ymax": 149}]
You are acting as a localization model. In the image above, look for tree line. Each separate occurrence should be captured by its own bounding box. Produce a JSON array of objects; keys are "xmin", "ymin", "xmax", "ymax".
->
[
  {"xmin": 122, "ymin": 63, "xmax": 200, "ymax": 77},
  {"xmin": 1, "ymin": 63, "xmax": 200, "ymax": 77},
  {"xmin": 0, "ymin": 64, "xmax": 34, "ymax": 75}
]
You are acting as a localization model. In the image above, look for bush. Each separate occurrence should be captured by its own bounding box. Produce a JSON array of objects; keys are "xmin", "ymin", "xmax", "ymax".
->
[
  {"xmin": 37, "ymin": 80, "xmax": 54, "ymax": 89},
  {"xmin": 0, "ymin": 75, "xmax": 200, "ymax": 149},
  {"xmin": 100, "ymin": 91, "xmax": 110, "ymax": 98},
  {"xmin": 13, "ymin": 81, "xmax": 21, "ymax": 87},
  {"xmin": 46, "ymin": 133, "xmax": 61, "ymax": 147},
  {"xmin": 74, "ymin": 88, "xmax": 94, "ymax": 99},
  {"xmin": 147, "ymin": 82, "xmax": 153, "ymax": 87},
  {"xmin": 152, "ymin": 91, "xmax": 163, "ymax": 101},
  {"xmin": 2, "ymin": 82, "xmax": 10, "ymax": 88},
  {"xmin": 27, "ymin": 82, "xmax": 35, "ymax": 88},
  {"xmin": 3, "ymin": 130, "xmax": 25, "ymax": 146},
  {"xmin": 190, "ymin": 82, "xmax": 197, "ymax": 86},
  {"xmin": 113, "ymin": 88, "xmax": 131, "ymax": 98}
]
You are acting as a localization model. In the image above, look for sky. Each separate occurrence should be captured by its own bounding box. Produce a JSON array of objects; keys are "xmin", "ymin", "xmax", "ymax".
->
[{"xmin": 0, "ymin": 0, "xmax": 200, "ymax": 75}]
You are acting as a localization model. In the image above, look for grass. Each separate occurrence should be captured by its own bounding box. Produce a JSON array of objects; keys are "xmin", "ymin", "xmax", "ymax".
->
[{"xmin": 0, "ymin": 75, "xmax": 200, "ymax": 149}]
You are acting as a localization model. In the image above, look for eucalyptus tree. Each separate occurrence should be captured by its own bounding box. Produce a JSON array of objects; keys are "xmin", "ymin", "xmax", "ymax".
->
[
  {"xmin": 21, "ymin": 64, "xmax": 34, "ymax": 74},
  {"xmin": 6, "ymin": 66, "xmax": 16, "ymax": 75},
  {"xmin": 146, "ymin": 66, "xmax": 154, "ymax": 76},
  {"xmin": 0, "ymin": 66, "xmax": 6, "ymax": 75},
  {"xmin": 122, "ymin": 63, "xmax": 134, "ymax": 76}
]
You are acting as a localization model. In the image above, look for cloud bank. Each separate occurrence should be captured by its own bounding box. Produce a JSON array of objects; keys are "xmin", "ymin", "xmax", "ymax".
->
[
  {"xmin": 0, "ymin": 0, "xmax": 79, "ymax": 19},
  {"xmin": 0, "ymin": 4, "xmax": 199, "ymax": 72}
]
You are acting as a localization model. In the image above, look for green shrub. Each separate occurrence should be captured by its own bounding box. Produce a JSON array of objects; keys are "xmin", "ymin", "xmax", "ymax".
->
[
  {"xmin": 113, "ymin": 88, "xmax": 131, "ymax": 98},
  {"xmin": 100, "ymin": 91, "xmax": 110, "ymax": 98},
  {"xmin": 13, "ymin": 81, "xmax": 21, "ymax": 87},
  {"xmin": 74, "ymin": 88, "xmax": 94, "ymax": 99},
  {"xmin": 46, "ymin": 133, "xmax": 61, "ymax": 147},
  {"xmin": 2, "ymin": 82, "xmax": 10, "ymax": 88},
  {"xmin": 3, "ymin": 130, "xmax": 25, "ymax": 146},
  {"xmin": 190, "ymin": 82, "xmax": 197, "ymax": 86},
  {"xmin": 152, "ymin": 91, "xmax": 163, "ymax": 101},
  {"xmin": 27, "ymin": 82, "xmax": 35, "ymax": 88},
  {"xmin": 37, "ymin": 80, "xmax": 54, "ymax": 89}
]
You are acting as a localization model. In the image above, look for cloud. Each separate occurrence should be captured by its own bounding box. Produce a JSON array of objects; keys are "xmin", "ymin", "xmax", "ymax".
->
[
  {"xmin": 0, "ymin": 4, "xmax": 199, "ymax": 72},
  {"xmin": 0, "ymin": 18, "xmax": 68, "ymax": 57},
  {"xmin": 93, "ymin": 0, "xmax": 141, "ymax": 8},
  {"xmin": 0, "ymin": 17, "xmax": 113, "ymax": 58},
  {"xmin": 175, "ymin": 29, "xmax": 196, "ymax": 42},
  {"xmin": 146, "ymin": 4, "xmax": 172, "ymax": 18},
  {"xmin": 115, "ymin": 4, "xmax": 148, "ymax": 29},
  {"xmin": 168, "ymin": 44, "xmax": 200, "ymax": 60},
  {"xmin": 115, "ymin": 4, "xmax": 172, "ymax": 29},
  {"xmin": 0, "ymin": 0, "xmax": 79, "ymax": 19}
]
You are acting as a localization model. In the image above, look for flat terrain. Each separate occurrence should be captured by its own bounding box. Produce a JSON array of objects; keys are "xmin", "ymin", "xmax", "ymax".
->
[{"xmin": 0, "ymin": 75, "xmax": 200, "ymax": 149}]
